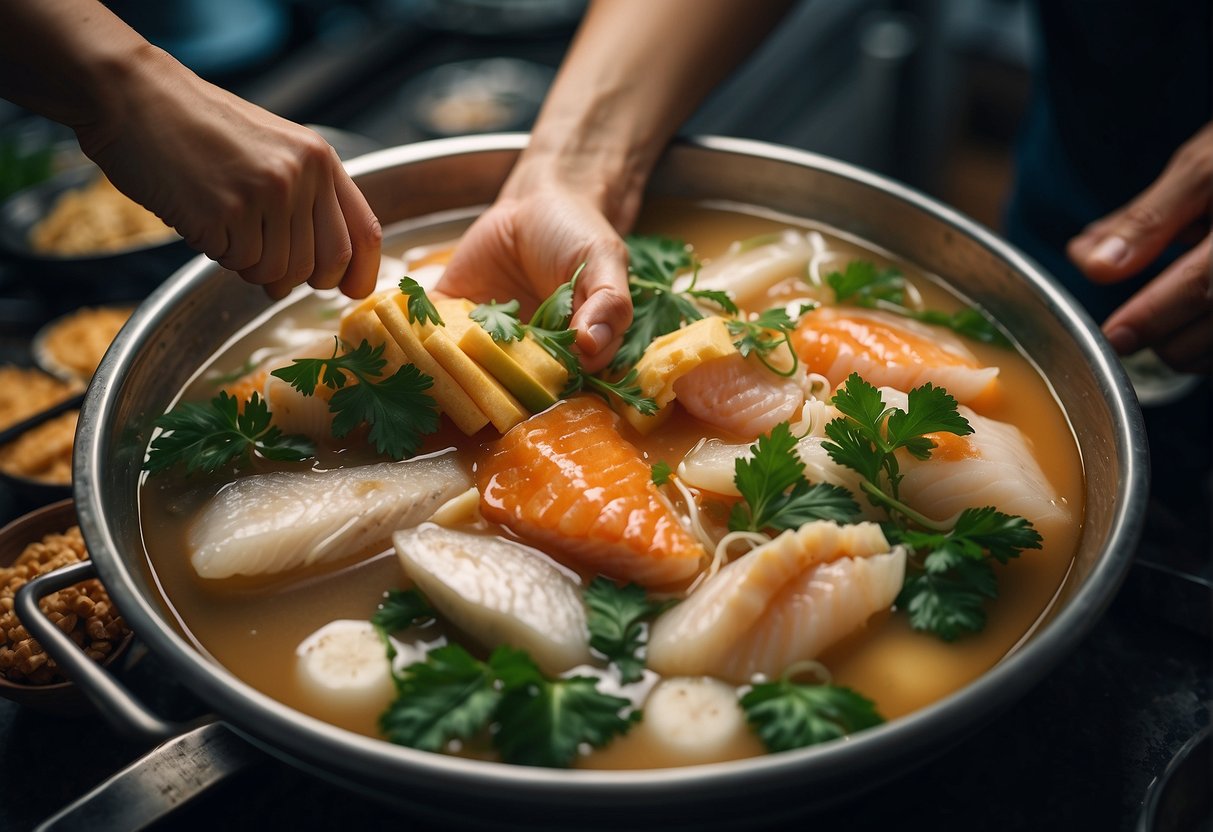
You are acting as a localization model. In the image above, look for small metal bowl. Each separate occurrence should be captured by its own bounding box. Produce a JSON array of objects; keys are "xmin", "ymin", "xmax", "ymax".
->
[
  {"xmin": 0, "ymin": 499, "xmax": 132, "ymax": 714},
  {"xmin": 0, "ymin": 164, "xmax": 194, "ymax": 299}
]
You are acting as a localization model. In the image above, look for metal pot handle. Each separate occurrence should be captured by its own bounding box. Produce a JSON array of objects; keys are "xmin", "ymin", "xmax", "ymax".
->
[{"xmin": 14, "ymin": 560, "xmax": 188, "ymax": 743}]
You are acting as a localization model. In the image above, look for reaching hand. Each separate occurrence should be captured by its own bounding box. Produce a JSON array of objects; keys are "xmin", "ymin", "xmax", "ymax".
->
[
  {"xmin": 76, "ymin": 49, "xmax": 382, "ymax": 300},
  {"xmin": 1067, "ymin": 122, "xmax": 1212, "ymax": 373},
  {"xmin": 436, "ymin": 167, "xmax": 633, "ymax": 374}
]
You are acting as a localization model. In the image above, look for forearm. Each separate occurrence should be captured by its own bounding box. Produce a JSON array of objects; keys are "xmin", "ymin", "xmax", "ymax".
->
[
  {"xmin": 509, "ymin": 0, "xmax": 794, "ymax": 229},
  {"xmin": 0, "ymin": 0, "xmax": 171, "ymax": 132}
]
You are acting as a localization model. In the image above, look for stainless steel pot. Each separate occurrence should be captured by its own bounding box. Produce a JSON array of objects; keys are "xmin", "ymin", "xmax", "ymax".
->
[{"xmin": 21, "ymin": 135, "xmax": 1148, "ymax": 828}]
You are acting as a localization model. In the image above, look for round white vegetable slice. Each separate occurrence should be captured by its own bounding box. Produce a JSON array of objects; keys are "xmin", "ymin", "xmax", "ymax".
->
[
  {"xmin": 295, "ymin": 620, "xmax": 396, "ymax": 716},
  {"xmin": 635, "ymin": 677, "xmax": 758, "ymax": 766}
]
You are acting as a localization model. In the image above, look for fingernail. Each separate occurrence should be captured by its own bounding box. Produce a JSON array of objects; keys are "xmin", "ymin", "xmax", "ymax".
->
[
  {"xmin": 1104, "ymin": 325, "xmax": 1138, "ymax": 355},
  {"xmin": 587, "ymin": 323, "xmax": 612, "ymax": 353},
  {"xmin": 1091, "ymin": 235, "xmax": 1129, "ymax": 267}
]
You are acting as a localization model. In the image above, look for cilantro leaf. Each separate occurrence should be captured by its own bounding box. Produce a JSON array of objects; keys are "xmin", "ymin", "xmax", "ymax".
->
[
  {"xmin": 828, "ymin": 373, "xmax": 887, "ymax": 444},
  {"xmin": 372, "ymin": 588, "xmax": 434, "ymax": 634},
  {"xmin": 584, "ymin": 578, "xmax": 673, "ymax": 684},
  {"xmin": 725, "ymin": 306, "xmax": 807, "ymax": 377},
  {"xmin": 741, "ymin": 679, "xmax": 884, "ymax": 752},
  {"xmin": 730, "ymin": 422, "xmax": 861, "ymax": 532},
  {"xmin": 470, "ymin": 299, "xmax": 525, "ymax": 342},
  {"xmin": 584, "ymin": 369, "xmax": 660, "ymax": 416},
  {"xmin": 950, "ymin": 506, "xmax": 1043, "ymax": 563},
  {"xmin": 896, "ymin": 560, "xmax": 997, "ymax": 641},
  {"xmin": 529, "ymin": 270, "xmax": 577, "ymax": 332},
  {"xmin": 271, "ymin": 340, "xmax": 440, "ymax": 460},
  {"xmin": 379, "ymin": 644, "xmax": 500, "ymax": 752},
  {"xmin": 493, "ymin": 649, "xmax": 637, "ymax": 767},
  {"xmin": 399, "ymin": 276, "xmax": 444, "ymax": 327},
  {"xmin": 825, "ymin": 259, "xmax": 1011, "ymax": 347},
  {"xmin": 625, "ymin": 234, "xmax": 693, "ymax": 284},
  {"xmin": 650, "ymin": 461, "xmax": 672, "ymax": 486},
  {"xmin": 145, "ymin": 391, "xmax": 315, "ymax": 474},
  {"xmin": 884, "ymin": 384, "xmax": 972, "ymax": 460}
]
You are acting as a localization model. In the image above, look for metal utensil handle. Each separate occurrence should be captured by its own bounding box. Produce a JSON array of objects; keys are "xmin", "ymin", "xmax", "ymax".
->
[
  {"xmin": 35, "ymin": 721, "xmax": 263, "ymax": 832},
  {"xmin": 14, "ymin": 560, "xmax": 188, "ymax": 743}
]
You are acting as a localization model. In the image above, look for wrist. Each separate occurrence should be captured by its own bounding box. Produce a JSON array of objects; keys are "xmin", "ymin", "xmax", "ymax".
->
[{"xmin": 73, "ymin": 44, "xmax": 189, "ymax": 155}]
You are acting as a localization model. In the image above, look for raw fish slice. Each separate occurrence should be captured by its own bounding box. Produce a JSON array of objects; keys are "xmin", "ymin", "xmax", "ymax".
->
[
  {"xmin": 262, "ymin": 374, "xmax": 333, "ymax": 440},
  {"xmin": 681, "ymin": 231, "xmax": 820, "ymax": 309},
  {"xmin": 877, "ymin": 387, "xmax": 1072, "ymax": 541},
  {"xmin": 647, "ymin": 521, "xmax": 897, "ymax": 682},
  {"xmin": 715, "ymin": 549, "xmax": 905, "ymax": 681},
  {"xmin": 188, "ymin": 453, "xmax": 471, "ymax": 579},
  {"xmin": 793, "ymin": 307, "xmax": 999, "ymax": 405},
  {"xmin": 394, "ymin": 524, "xmax": 591, "ymax": 674},
  {"xmin": 671, "ymin": 354, "xmax": 805, "ymax": 441},
  {"xmin": 476, "ymin": 398, "xmax": 706, "ymax": 587}
]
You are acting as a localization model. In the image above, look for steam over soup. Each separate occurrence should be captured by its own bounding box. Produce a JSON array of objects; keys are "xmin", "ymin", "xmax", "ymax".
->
[{"xmin": 138, "ymin": 202, "xmax": 1083, "ymax": 769}]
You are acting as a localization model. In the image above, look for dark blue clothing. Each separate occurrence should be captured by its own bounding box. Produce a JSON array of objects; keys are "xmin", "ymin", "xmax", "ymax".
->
[{"xmin": 1005, "ymin": 0, "xmax": 1211, "ymax": 323}]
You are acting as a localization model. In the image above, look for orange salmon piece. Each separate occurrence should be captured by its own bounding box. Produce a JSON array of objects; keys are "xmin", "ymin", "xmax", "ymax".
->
[
  {"xmin": 476, "ymin": 398, "xmax": 705, "ymax": 587},
  {"xmin": 792, "ymin": 307, "xmax": 999, "ymax": 404}
]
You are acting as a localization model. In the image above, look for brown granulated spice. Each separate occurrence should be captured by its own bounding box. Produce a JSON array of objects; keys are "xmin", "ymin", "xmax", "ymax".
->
[{"xmin": 0, "ymin": 526, "xmax": 129, "ymax": 685}]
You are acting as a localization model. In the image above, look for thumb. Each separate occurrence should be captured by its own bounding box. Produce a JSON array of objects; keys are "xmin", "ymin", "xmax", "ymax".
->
[
  {"xmin": 570, "ymin": 239, "xmax": 633, "ymax": 374},
  {"xmin": 1068, "ymin": 123, "xmax": 1212, "ymax": 284}
]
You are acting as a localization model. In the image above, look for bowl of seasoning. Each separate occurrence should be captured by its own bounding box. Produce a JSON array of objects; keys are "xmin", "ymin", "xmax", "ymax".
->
[{"xmin": 0, "ymin": 499, "xmax": 133, "ymax": 713}]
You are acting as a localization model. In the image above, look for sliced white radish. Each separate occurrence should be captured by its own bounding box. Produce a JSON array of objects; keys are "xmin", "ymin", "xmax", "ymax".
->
[
  {"xmin": 635, "ymin": 677, "xmax": 759, "ymax": 766},
  {"xmin": 294, "ymin": 620, "xmax": 398, "ymax": 716}
]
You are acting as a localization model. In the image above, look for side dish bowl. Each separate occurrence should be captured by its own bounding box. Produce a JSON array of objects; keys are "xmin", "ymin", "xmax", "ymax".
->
[{"xmin": 33, "ymin": 136, "xmax": 1146, "ymax": 826}]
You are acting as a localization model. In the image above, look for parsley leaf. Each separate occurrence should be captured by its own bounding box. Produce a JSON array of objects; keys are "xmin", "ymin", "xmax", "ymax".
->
[
  {"xmin": 896, "ymin": 560, "xmax": 997, "ymax": 641},
  {"xmin": 725, "ymin": 306, "xmax": 809, "ymax": 377},
  {"xmin": 650, "ymin": 460, "xmax": 672, "ymax": 486},
  {"xmin": 470, "ymin": 299, "xmax": 525, "ymax": 342},
  {"xmin": 884, "ymin": 384, "xmax": 973, "ymax": 460},
  {"xmin": 741, "ymin": 679, "xmax": 883, "ymax": 752},
  {"xmin": 270, "ymin": 340, "xmax": 440, "ymax": 460},
  {"xmin": 144, "ymin": 391, "xmax": 315, "ymax": 474},
  {"xmin": 493, "ymin": 648, "xmax": 638, "ymax": 767},
  {"xmin": 399, "ymin": 276, "xmax": 444, "ymax": 327},
  {"xmin": 611, "ymin": 235, "xmax": 736, "ymax": 371},
  {"xmin": 379, "ymin": 644, "xmax": 500, "ymax": 752},
  {"xmin": 372, "ymin": 588, "xmax": 434, "ymax": 634},
  {"xmin": 729, "ymin": 422, "xmax": 861, "ymax": 533},
  {"xmin": 825, "ymin": 260, "xmax": 1011, "ymax": 347},
  {"xmin": 584, "ymin": 578, "xmax": 674, "ymax": 684}
]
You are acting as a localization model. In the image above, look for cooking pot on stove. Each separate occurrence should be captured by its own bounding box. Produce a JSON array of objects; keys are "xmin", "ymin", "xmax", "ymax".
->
[{"xmin": 18, "ymin": 135, "xmax": 1148, "ymax": 829}]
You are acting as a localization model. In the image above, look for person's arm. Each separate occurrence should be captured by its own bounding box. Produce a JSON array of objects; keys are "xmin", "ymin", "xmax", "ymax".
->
[
  {"xmin": 1067, "ymin": 122, "xmax": 1212, "ymax": 373},
  {"xmin": 0, "ymin": 0, "xmax": 382, "ymax": 299},
  {"xmin": 437, "ymin": 0, "xmax": 793, "ymax": 371}
]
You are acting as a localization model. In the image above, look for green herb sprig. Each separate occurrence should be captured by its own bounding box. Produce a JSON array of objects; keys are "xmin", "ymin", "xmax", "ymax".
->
[
  {"xmin": 826, "ymin": 260, "xmax": 1011, "ymax": 347},
  {"xmin": 740, "ymin": 677, "xmax": 884, "ymax": 752},
  {"xmin": 728, "ymin": 422, "xmax": 861, "ymax": 533},
  {"xmin": 399, "ymin": 276, "xmax": 444, "ymax": 327},
  {"xmin": 584, "ymin": 578, "xmax": 675, "ymax": 684},
  {"xmin": 144, "ymin": 391, "xmax": 314, "ymax": 474},
  {"xmin": 270, "ymin": 338, "xmax": 439, "ymax": 460},
  {"xmin": 610, "ymin": 235, "xmax": 737, "ymax": 371},
  {"xmin": 725, "ymin": 305, "xmax": 810, "ymax": 377}
]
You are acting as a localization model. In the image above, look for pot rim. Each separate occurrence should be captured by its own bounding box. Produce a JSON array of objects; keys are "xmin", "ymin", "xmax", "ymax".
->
[{"xmin": 74, "ymin": 133, "xmax": 1147, "ymax": 800}]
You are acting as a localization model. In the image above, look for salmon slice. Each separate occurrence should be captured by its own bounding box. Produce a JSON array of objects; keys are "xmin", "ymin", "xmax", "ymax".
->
[
  {"xmin": 793, "ymin": 306, "xmax": 999, "ymax": 404},
  {"xmin": 476, "ymin": 397, "xmax": 706, "ymax": 587},
  {"xmin": 647, "ymin": 521, "xmax": 903, "ymax": 682},
  {"xmin": 671, "ymin": 354, "xmax": 805, "ymax": 441}
]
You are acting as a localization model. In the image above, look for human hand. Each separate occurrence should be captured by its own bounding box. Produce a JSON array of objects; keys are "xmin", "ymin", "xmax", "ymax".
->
[
  {"xmin": 76, "ymin": 48, "xmax": 382, "ymax": 300},
  {"xmin": 1067, "ymin": 122, "xmax": 1212, "ymax": 373},
  {"xmin": 436, "ymin": 167, "xmax": 633, "ymax": 374}
]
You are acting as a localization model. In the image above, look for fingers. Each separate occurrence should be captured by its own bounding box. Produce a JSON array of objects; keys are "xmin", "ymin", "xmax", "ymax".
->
[
  {"xmin": 331, "ymin": 153, "xmax": 382, "ymax": 299},
  {"xmin": 570, "ymin": 238, "xmax": 633, "ymax": 373},
  {"xmin": 1153, "ymin": 313, "xmax": 1212, "ymax": 374},
  {"xmin": 1069, "ymin": 122, "xmax": 1213, "ymax": 283},
  {"xmin": 1101, "ymin": 234, "xmax": 1212, "ymax": 364},
  {"xmin": 308, "ymin": 175, "xmax": 352, "ymax": 291}
]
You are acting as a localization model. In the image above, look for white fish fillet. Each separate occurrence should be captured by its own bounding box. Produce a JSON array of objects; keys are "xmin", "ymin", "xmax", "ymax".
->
[
  {"xmin": 648, "ymin": 521, "xmax": 901, "ymax": 682},
  {"xmin": 394, "ymin": 524, "xmax": 591, "ymax": 675},
  {"xmin": 878, "ymin": 387, "xmax": 1072, "ymax": 540},
  {"xmin": 682, "ymin": 230, "xmax": 819, "ymax": 309},
  {"xmin": 188, "ymin": 453, "xmax": 471, "ymax": 579},
  {"xmin": 672, "ymin": 354, "xmax": 804, "ymax": 441}
]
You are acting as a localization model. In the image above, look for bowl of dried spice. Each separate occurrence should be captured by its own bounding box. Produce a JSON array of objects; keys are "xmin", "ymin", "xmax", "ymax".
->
[{"xmin": 0, "ymin": 499, "xmax": 132, "ymax": 713}]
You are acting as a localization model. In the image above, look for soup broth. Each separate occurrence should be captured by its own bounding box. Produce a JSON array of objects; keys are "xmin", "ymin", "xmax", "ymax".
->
[{"xmin": 138, "ymin": 200, "xmax": 1083, "ymax": 768}]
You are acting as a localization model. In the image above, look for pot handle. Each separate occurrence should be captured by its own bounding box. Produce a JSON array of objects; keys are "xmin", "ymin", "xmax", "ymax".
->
[{"xmin": 15, "ymin": 560, "xmax": 188, "ymax": 743}]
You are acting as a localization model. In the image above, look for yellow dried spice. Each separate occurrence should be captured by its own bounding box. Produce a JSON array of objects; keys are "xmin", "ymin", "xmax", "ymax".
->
[
  {"xmin": 39, "ymin": 306, "xmax": 133, "ymax": 379},
  {"xmin": 0, "ymin": 526, "xmax": 129, "ymax": 685},
  {"xmin": 29, "ymin": 175, "xmax": 176, "ymax": 255},
  {"xmin": 0, "ymin": 366, "xmax": 77, "ymax": 431},
  {"xmin": 0, "ymin": 410, "xmax": 77, "ymax": 484}
]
